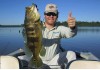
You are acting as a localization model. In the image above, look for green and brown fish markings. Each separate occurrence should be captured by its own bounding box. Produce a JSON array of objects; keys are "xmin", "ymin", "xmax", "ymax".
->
[{"xmin": 24, "ymin": 3, "xmax": 43, "ymax": 68}]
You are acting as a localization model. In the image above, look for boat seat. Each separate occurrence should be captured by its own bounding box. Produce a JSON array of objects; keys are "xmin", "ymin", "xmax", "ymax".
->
[
  {"xmin": 0, "ymin": 56, "xmax": 20, "ymax": 69},
  {"xmin": 67, "ymin": 60, "xmax": 100, "ymax": 69}
]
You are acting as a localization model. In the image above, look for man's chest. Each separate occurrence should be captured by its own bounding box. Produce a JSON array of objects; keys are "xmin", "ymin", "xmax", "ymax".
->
[{"xmin": 43, "ymin": 29, "xmax": 60, "ymax": 39}]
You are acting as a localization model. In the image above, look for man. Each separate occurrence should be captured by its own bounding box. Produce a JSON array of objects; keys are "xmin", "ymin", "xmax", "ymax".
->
[{"xmin": 39, "ymin": 3, "xmax": 77, "ymax": 69}]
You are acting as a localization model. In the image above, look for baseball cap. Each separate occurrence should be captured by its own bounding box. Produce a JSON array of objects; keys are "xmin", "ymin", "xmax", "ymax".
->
[{"xmin": 45, "ymin": 3, "xmax": 58, "ymax": 14}]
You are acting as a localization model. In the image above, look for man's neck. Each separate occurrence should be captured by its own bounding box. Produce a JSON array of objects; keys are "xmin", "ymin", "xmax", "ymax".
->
[{"xmin": 44, "ymin": 22, "xmax": 55, "ymax": 30}]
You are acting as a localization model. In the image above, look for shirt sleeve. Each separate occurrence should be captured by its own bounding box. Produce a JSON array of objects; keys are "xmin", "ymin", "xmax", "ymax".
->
[{"xmin": 58, "ymin": 26, "xmax": 77, "ymax": 38}]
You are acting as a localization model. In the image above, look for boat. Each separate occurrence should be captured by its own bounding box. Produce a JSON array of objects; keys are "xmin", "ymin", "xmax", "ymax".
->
[{"xmin": 0, "ymin": 48, "xmax": 100, "ymax": 69}]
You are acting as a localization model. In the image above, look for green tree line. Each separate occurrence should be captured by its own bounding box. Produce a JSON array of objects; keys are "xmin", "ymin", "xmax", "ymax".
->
[
  {"xmin": 56, "ymin": 21, "xmax": 100, "ymax": 27},
  {"xmin": 0, "ymin": 24, "xmax": 23, "ymax": 27},
  {"xmin": 0, "ymin": 21, "xmax": 100, "ymax": 27}
]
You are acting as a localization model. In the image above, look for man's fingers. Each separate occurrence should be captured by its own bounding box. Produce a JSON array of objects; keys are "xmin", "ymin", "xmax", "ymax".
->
[
  {"xmin": 67, "ymin": 11, "xmax": 76, "ymax": 28},
  {"xmin": 67, "ymin": 17, "xmax": 75, "ymax": 22}
]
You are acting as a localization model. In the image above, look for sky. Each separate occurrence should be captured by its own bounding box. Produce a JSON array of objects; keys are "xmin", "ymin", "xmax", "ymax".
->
[{"xmin": 0, "ymin": 0, "xmax": 100, "ymax": 25}]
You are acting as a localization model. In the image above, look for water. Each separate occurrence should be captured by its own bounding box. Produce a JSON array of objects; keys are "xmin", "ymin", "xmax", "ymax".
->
[
  {"xmin": 61, "ymin": 27, "xmax": 100, "ymax": 59},
  {"xmin": 0, "ymin": 27, "xmax": 100, "ymax": 59},
  {"xmin": 0, "ymin": 27, "xmax": 24, "ymax": 55}
]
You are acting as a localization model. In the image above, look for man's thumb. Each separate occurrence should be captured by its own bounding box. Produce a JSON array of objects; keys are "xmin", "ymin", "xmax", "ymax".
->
[{"xmin": 68, "ymin": 11, "xmax": 72, "ymax": 18}]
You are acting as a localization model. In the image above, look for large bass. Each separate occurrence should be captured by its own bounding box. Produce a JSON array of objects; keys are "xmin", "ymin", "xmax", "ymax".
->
[{"xmin": 23, "ymin": 3, "xmax": 43, "ymax": 68}]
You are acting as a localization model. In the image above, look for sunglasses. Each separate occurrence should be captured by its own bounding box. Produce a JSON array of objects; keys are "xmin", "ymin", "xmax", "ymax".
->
[{"xmin": 44, "ymin": 12, "xmax": 57, "ymax": 16}]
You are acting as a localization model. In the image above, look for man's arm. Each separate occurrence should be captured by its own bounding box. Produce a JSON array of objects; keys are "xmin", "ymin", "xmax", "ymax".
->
[
  {"xmin": 58, "ymin": 12, "xmax": 77, "ymax": 38},
  {"xmin": 59, "ymin": 26, "xmax": 77, "ymax": 38}
]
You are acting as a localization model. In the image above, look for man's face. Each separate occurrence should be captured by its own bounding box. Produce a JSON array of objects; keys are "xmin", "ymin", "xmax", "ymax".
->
[{"xmin": 44, "ymin": 12, "xmax": 58, "ymax": 25}]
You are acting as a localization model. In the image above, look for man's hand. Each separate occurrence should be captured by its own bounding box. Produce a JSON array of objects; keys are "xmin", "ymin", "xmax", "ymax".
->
[{"xmin": 67, "ymin": 12, "xmax": 76, "ymax": 29}]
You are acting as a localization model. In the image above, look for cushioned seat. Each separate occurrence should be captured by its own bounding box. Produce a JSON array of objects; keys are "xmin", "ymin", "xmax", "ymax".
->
[
  {"xmin": 67, "ymin": 60, "xmax": 100, "ymax": 69},
  {"xmin": 0, "ymin": 56, "xmax": 19, "ymax": 69}
]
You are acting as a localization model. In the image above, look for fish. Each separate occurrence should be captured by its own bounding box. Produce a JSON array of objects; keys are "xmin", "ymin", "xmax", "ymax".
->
[{"xmin": 23, "ymin": 3, "xmax": 43, "ymax": 68}]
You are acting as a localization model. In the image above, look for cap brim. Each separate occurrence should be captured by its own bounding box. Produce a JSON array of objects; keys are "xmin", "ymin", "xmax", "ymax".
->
[{"xmin": 45, "ymin": 11, "xmax": 57, "ymax": 14}]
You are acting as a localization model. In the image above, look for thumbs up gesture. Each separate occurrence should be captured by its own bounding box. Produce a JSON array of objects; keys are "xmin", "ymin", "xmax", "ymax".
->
[{"xmin": 67, "ymin": 12, "xmax": 76, "ymax": 29}]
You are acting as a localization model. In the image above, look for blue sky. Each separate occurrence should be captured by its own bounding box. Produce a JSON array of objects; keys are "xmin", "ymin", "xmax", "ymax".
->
[{"xmin": 0, "ymin": 0, "xmax": 100, "ymax": 25}]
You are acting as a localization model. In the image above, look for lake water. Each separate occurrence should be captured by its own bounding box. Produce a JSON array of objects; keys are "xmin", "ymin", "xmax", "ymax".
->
[{"xmin": 0, "ymin": 27, "xmax": 100, "ymax": 59}]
